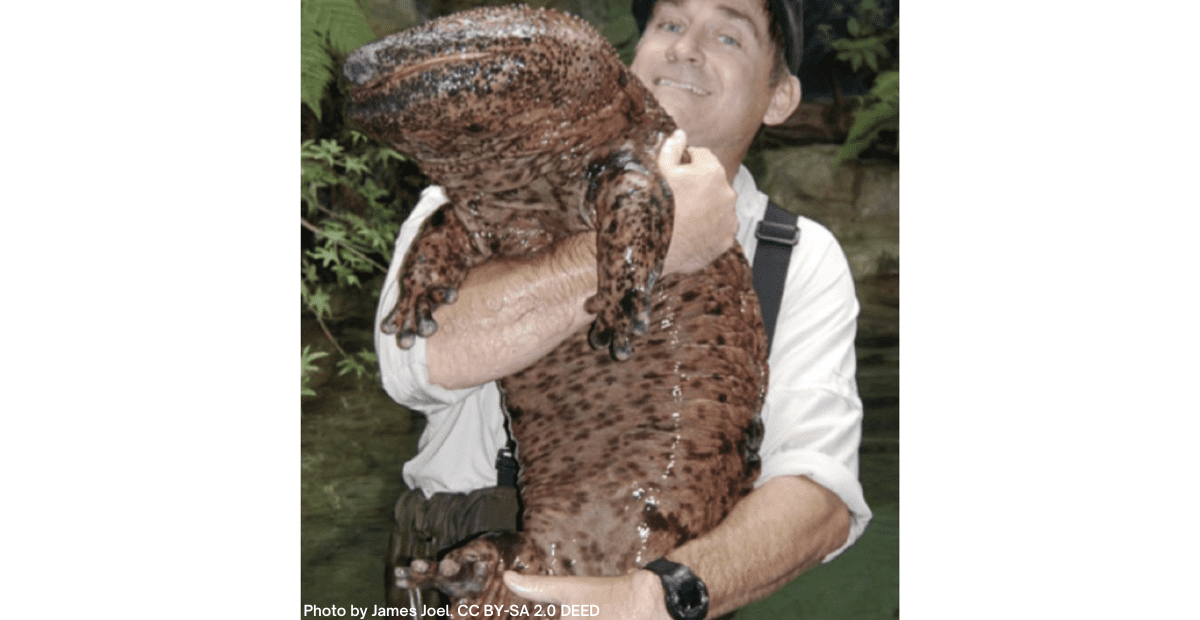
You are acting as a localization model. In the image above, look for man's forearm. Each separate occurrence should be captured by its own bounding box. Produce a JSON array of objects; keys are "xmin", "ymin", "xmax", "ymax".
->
[
  {"xmin": 425, "ymin": 133, "xmax": 732, "ymax": 391},
  {"xmin": 667, "ymin": 475, "xmax": 851, "ymax": 616},
  {"xmin": 426, "ymin": 232, "xmax": 598, "ymax": 390},
  {"xmin": 503, "ymin": 475, "xmax": 853, "ymax": 619}
]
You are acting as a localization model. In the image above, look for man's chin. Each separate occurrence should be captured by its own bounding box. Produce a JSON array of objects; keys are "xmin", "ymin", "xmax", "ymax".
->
[{"xmin": 652, "ymin": 89, "xmax": 698, "ymax": 126}]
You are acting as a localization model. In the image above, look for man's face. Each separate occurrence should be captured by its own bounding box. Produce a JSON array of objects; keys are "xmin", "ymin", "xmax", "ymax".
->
[{"xmin": 630, "ymin": 0, "xmax": 787, "ymax": 160}]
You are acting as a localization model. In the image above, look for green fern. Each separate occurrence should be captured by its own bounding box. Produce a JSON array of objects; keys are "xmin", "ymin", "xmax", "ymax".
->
[
  {"xmin": 838, "ymin": 70, "xmax": 898, "ymax": 163},
  {"xmin": 302, "ymin": 345, "xmax": 330, "ymax": 397},
  {"xmin": 301, "ymin": 0, "xmax": 377, "ymax": 120}
]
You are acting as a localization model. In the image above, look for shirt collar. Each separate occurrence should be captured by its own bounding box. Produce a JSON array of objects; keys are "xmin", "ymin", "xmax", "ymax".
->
[{"xmin": 732, "ymin": 164, "xmax": 767, "ymax": 222}]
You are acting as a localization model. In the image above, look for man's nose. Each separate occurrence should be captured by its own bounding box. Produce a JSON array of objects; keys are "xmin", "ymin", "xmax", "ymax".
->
[{"xmin": 666, "ymin": 29, "xmax": 704, "ymax": 65}]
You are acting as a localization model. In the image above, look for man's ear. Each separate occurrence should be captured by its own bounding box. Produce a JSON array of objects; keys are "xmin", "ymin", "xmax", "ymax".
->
[{"xmin": 762, "ymin": 74, "xmax": 802, "ymax": 126}]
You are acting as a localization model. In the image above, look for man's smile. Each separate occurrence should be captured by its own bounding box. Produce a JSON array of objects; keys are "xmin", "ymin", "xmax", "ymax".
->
[{"xmin": 654, "ymin": 77, "xmax": 711, "ymax": 96}]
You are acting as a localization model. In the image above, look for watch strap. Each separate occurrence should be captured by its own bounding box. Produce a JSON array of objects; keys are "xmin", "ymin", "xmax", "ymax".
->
[{"xmin": 643, "ymin": 557, "xmax": 709, "ymax": 620}]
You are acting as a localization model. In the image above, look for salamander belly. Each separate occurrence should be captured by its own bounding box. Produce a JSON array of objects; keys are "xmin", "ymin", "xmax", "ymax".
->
[{"xmin": 498, "ymin": 248, "xmax": 768, "ymax": 577}]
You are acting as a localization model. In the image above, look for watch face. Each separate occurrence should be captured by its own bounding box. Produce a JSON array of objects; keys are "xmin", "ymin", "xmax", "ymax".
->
[
  {"xmin": 675, "ymin": 574, "xmax": 708, "ymax": 620},
  {"xmin": 645, "ymin": 558, "xmax": 708, "ymax": 620},
  {"xmin": 679, "ymin": 580, "xmax": 703, "ymax": 609}
]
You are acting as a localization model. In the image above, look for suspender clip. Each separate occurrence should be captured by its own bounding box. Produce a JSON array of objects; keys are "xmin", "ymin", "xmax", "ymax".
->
[
  {"xmin": 755, "ymin": 220, "xmax": 799, "ymax": 246},
  {"xmin": 495, "ymin": 443, "xmax": 519, "ymax": 488}
]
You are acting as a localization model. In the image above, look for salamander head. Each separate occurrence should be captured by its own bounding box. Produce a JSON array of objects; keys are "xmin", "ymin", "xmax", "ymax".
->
[{"xmin": 343, "ymin": 6, "xmax": 621, "ymax": 158}]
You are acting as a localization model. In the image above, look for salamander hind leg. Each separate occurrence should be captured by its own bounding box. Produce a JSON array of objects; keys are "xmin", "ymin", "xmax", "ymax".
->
[
  {"xmin": 383, "ymin": 204, "xmax": 478, "ymax": 348},
  {"xmin": 396, "ymin": 532, "xmax": 541, "ymax": 618},
  {"xmin": 584, "ymin": 150, "xmax": 672, "ymax": 361}
]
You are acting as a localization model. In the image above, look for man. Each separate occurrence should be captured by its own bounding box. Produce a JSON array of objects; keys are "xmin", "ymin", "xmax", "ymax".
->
[{"xmin": 375, "ymin": 0, "xmax": 873, "ymax": 617}]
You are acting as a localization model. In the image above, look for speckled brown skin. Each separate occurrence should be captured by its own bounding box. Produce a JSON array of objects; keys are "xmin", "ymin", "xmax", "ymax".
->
[
  {"xmin": 345, "ymin": 5, "xmax": 675, "ymax": 359},
  {"xmin": 345, "ymin": 7, "xmax": 768, "ymax": 619}
]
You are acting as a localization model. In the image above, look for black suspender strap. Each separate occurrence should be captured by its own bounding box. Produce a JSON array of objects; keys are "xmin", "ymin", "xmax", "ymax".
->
[
  {"xmin": 752, "ymin": 200, "xmax": 800, "ymax": 351},
  {"xmin": 496, "ymin": 388, "xmax": 519, "ymax": 487},
  {"xmin": 495, "ymin": 439, "xmax": 519, "ymax": 488}
]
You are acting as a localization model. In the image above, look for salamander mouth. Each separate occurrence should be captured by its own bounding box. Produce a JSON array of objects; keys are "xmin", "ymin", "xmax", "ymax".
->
[{"xmin": 357, "ymin": 50, "xmax": 495, "ymax": 91}]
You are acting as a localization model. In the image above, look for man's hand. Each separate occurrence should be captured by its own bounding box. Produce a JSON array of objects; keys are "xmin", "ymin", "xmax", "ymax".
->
[
  {"xmin": 658, "ymin": 130, "xmax": 739, "ymax": 276},
  {"xmin": 502, "ymin": 570, "xmax": 670, "ymax": 620},
  {"xmin": 500, "ymin": 477, "xmax": 850, "ymax": 618}
]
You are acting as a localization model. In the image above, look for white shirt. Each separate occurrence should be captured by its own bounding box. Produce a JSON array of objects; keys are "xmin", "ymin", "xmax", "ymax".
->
[{"xmin": 375, "ymin": 166, "xmax": 873, "ymax": 561}]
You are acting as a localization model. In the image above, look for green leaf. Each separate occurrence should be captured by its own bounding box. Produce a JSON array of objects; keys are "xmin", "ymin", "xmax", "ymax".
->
[
  {"xmin": 306, "ymin": 286, "xmax": 333, "ymax": 319},
  {"xmin": 318, "ymin": 139, "xmax": 344, "ymax": 159},
  {"xmin": 847, "ymin": 17, "xmax": 861, "ymax": 37},
  {"xmin": 301, "ymin": 139, "xmax": 344, "ymax": 169},
  {"xmin": 357, "ymin": 177, "xmax": 389, "ymax": 202},
  {"xmin": 343, "ymin": 154, "xmax": 370, "ymax": 176},
  {"xmin": 302, "ymin": 345, "xmax": 330, "ymax": 397},
  {"xmin": 302, "ymin": 0, "xmax": 376, "ymax": 54},
  {"xmin": 332, "ymin": 263, "xmax": 361, "ymax": 287},
  {"xmin": 336, "ymin": 356, "xmax": 366, "ymax": 378},
  {"xmin": 301, "ymin": 160, "xmax": 338, "ymax": 187},
  {"xmin": 839, "ymin": 70, "xmax": 899, "ymax": 163},
  {"xmin": 341, "ymin": 210, "xmax": 366, "ymax": 230},
  {"xmin": 300, "ymin": 137, "xmax": 334, "ymax": 160},
  {"xmin": 357, "ymin": 222, "xmax": 393, "ymax": 254},
  {"xmin": 325, "ymin": 228, "xmax": 349, "ymax": 248},
  {"xmin": 301, "ymin": 26, "xmax": 333, "ymax": 120},
  {"xmin": 376, "ymin": 147, "xmax": 407, "ymax": 164},
  {"xmin": 874, "ymin": 70, "xmax": 900, "ymax": 101},
  {"xmin": 302, "ymin": 344, "xmax": 329, "ymax": 370},
  {"xmin": 309, "ymin": 244, "xmax": 340, "ymax": 267}
]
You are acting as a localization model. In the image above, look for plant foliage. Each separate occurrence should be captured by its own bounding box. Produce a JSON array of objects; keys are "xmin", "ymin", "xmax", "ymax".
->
[
  {"xmin": 301, "ymin": 131, "xmax": 412, "ymax": 393},
  {"xmin": 814, "ymin": 0, "xmax": 899, "ymax": 162},
  {"xmin": 302, "ymin": 345, "xmax": 330, "ymax": 397},
  {"xmin": 301, "ymin": 0, "xmax": 376, "ymax": 120},
  {"xmin": 824, "ymin": 0, "xmax": 898, "ymax": 75},
  {"xmin": 838, "ymin": 70, "xmax": 898, "ymax": 164}
]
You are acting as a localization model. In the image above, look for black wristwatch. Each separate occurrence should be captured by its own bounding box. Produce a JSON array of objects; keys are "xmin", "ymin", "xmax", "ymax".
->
[{"xmin": 643, "ymin": 558, "xmax": 709, "ymax": 620}]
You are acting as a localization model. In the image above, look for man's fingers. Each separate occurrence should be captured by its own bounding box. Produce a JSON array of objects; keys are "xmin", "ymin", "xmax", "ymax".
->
[
  {"xmin": 684, "ymin": 145, "xmax": 721, "ymax": 169},
  {"xmin": 658, "ymin": 129, "xmax": 687, "ymax": 169},
  {"xmin": 503, "ymin": 571, "xmax": 617, "ymax": 604},
  {"xmin": 657, "ymin": 128, "xmax": 727, "ymax": 176},
  {"xmin": 503, "ymin": 571, "xmax": 561, "ymax": 603}
]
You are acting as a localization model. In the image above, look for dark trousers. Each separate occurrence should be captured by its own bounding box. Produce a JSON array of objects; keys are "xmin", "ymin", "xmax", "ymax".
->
[{"xmin": 385, "ymin": 486, "xmax": 520, "ymax": 608}]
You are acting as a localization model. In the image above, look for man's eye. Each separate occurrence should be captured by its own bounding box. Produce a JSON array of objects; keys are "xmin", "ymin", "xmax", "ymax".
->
[
  {"xmin": 718, "ymin": 34, "xmax": 740, "ymax": 47},
  {"xmin": 660, "ymin": 21, "xmax": 682, "ymax": 33}
]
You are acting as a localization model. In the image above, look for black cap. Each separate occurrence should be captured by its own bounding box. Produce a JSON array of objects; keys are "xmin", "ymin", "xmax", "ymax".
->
[{"xmin": 631, "ymin": 0, "xmax": 804, "ymax": 75}]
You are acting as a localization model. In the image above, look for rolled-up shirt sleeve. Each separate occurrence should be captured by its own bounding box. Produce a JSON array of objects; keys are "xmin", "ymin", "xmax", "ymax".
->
[
  {"xmin": 375, "ymin": 186, "xmax": 482, "ymax": 410},
  {"xmin": 753, "ymin": 219, "xmax": 873, "ymax": 563},
  {"xmin": 375, "ymin": 186, "xmax": 511, "ymax": 496}
]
